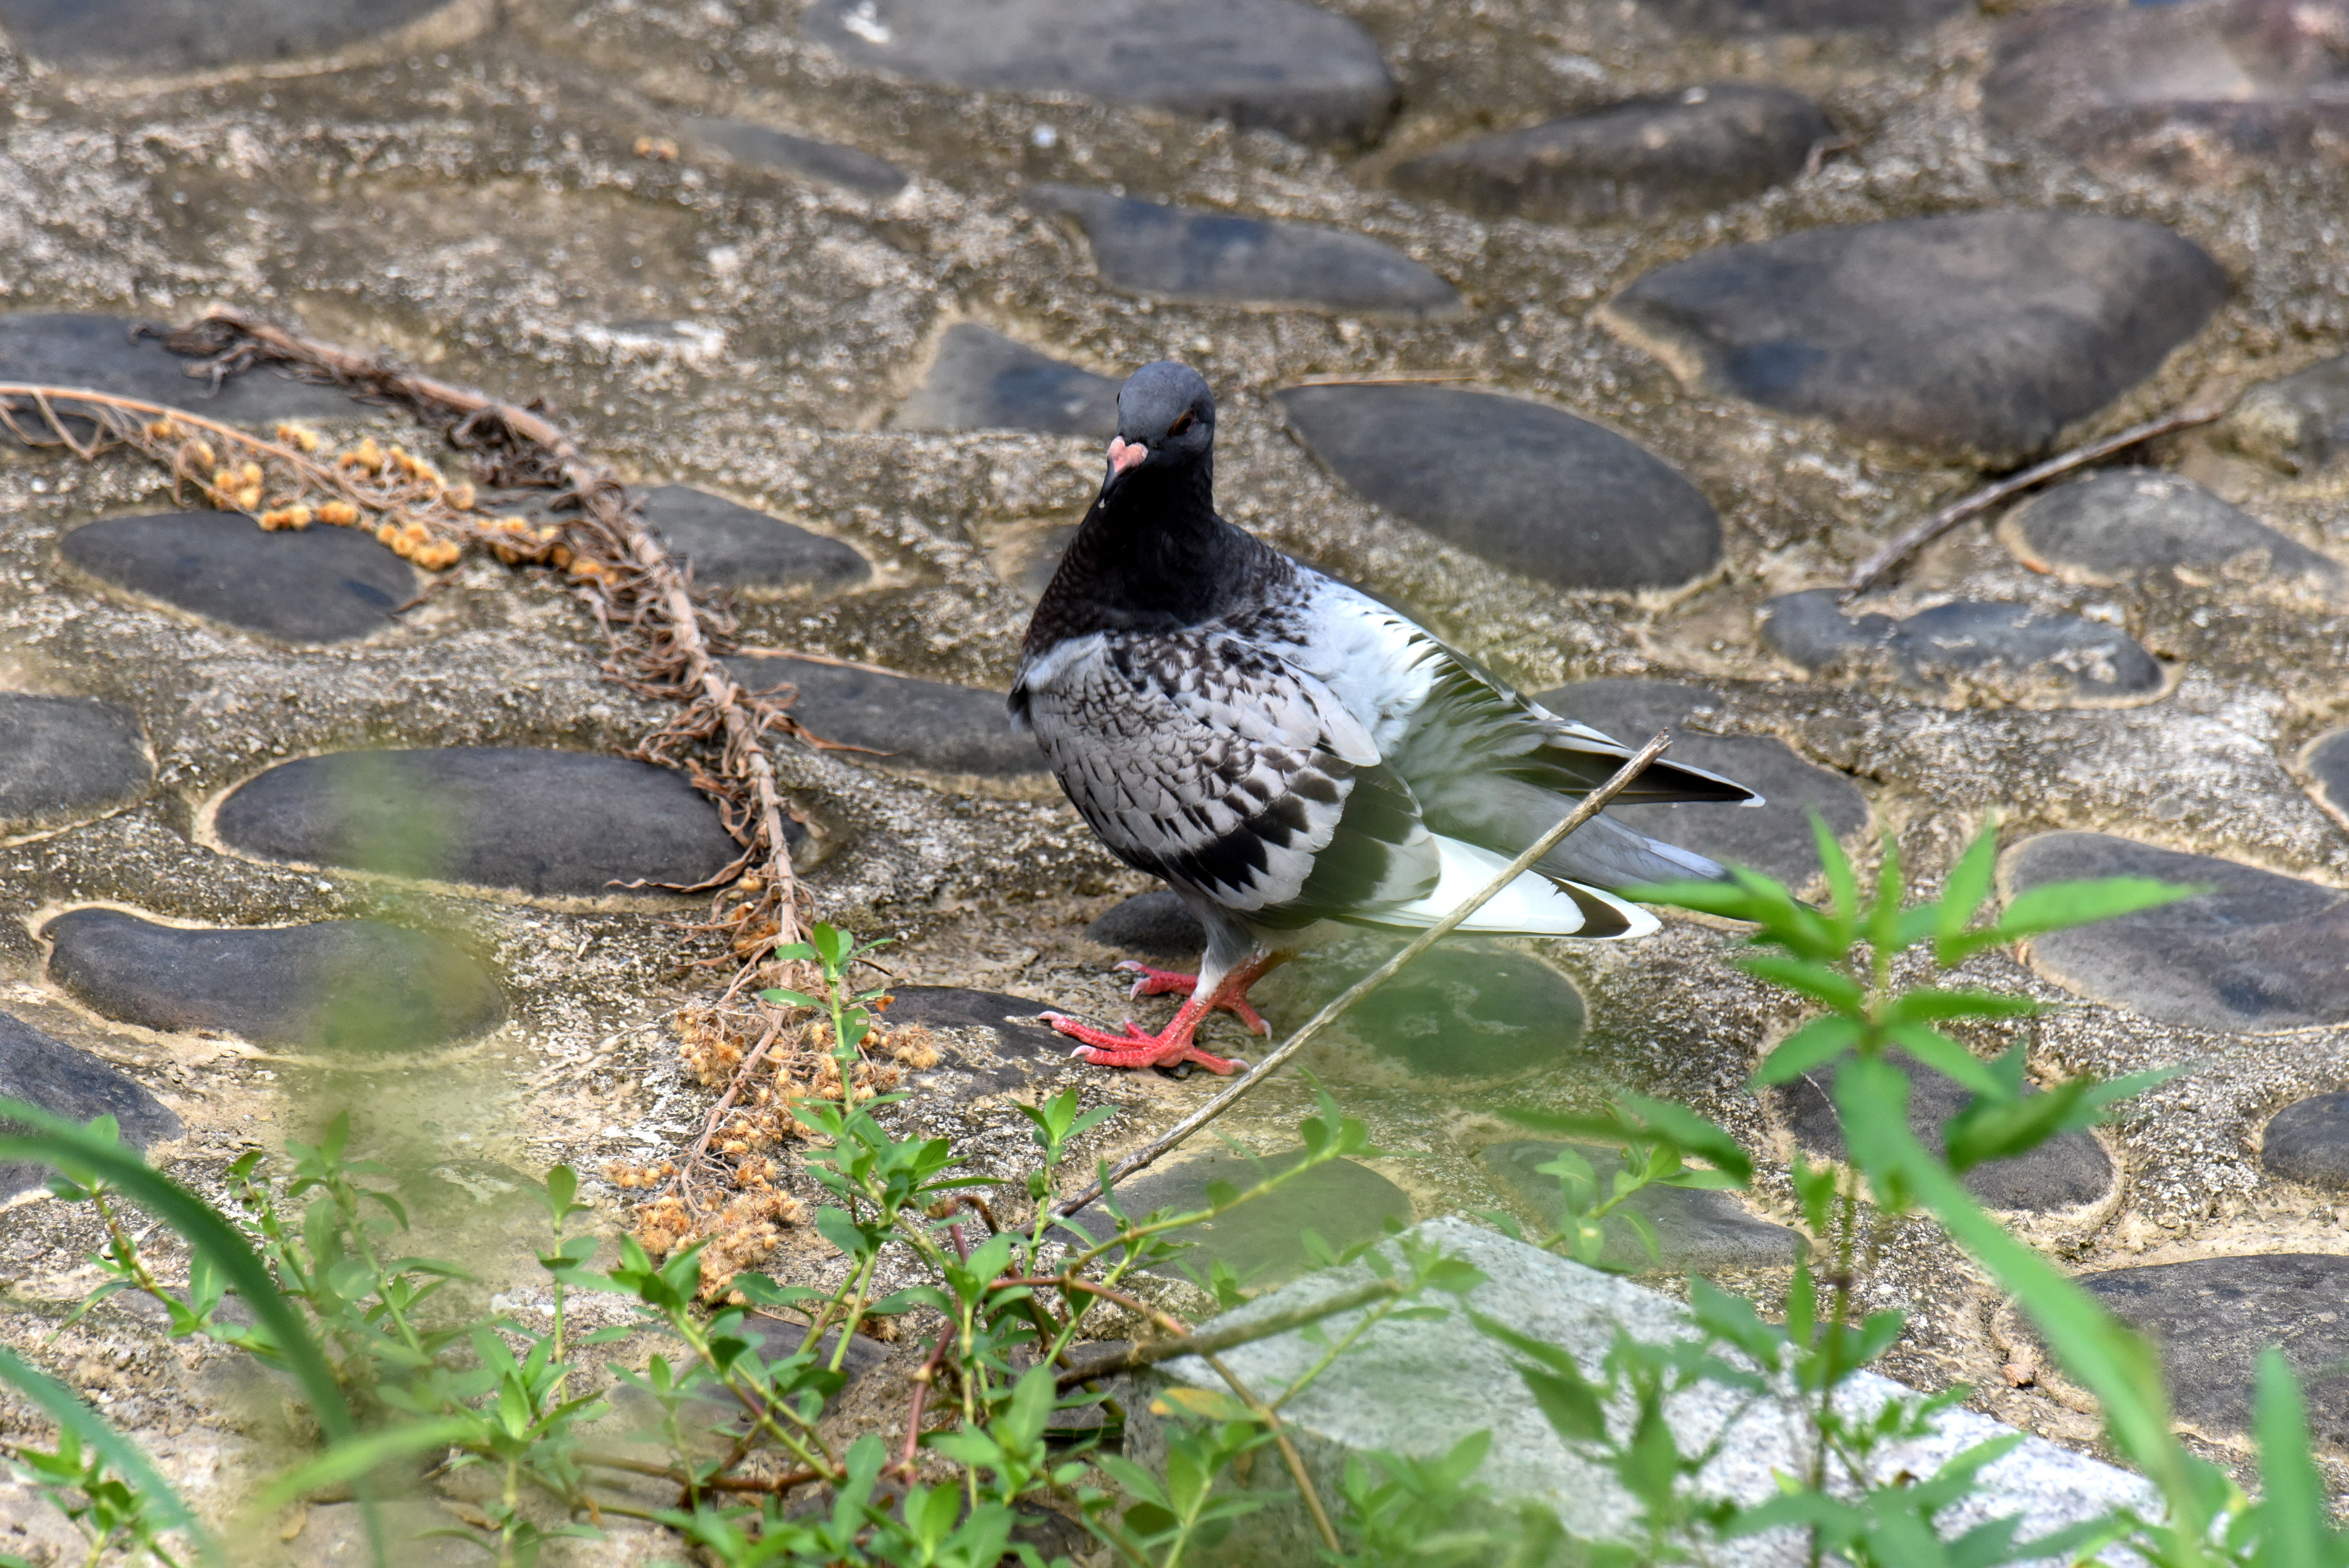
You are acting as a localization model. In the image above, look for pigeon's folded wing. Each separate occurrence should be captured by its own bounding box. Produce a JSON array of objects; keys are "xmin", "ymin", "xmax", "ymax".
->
[{"xmin": 1015, "ymin": 630, "xmax": 1438, "ymax": 922}]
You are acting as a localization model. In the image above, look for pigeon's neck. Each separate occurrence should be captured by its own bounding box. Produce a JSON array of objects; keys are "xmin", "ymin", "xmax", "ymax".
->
[{"xmin": 1023, "ymin": 458, "xmax": 1284, "ymax": 652}]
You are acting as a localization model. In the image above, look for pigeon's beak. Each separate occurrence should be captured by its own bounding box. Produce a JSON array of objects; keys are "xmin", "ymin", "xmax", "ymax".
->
[{"xmin": 1105, "ymin": 436, "xmax": 1148, "ymax": 481}]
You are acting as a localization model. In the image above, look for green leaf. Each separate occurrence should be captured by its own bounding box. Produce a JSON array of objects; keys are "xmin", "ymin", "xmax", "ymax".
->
[
  {"xmin": 1753, "ymin": 1016, "xmax": 1861, "ymax": 1087},
  {"xmin": 2250, "ymin": 1348, "xmax": 2332, "ymax": 1568},
  {"xmin": 1519, "ymin": 1367, "xmax": 1607, "ymax": 1444},
  {"xmin": 1735, "ymin": 956, "xmax": 1865, "ymax": 1012},
  {"xmin": 1881, "ymin": 989, "xmax": 2041, "ymax": 1026},
  {"xmin": 1882, "ymin": 1025, "xmax": 2005, "ymax": 1100},
  {"xmin": 252, "ymin": 1417, "xmax": 478, "ymax": 1516},
  {"xmin": 1614, "ymin": 1093, "xmax": 1751, "ymax": 1186},
  {"xmin": 1992, "ymin": 878, "xmax": 2201, "ymax": 943},
  {"xmin": 1934, "ymin": 818, "xmax": 2003, "ymax": 965},
  {"xmin": 758, "ymin": 988, "xmax": 825, "ymax": 1011},
  {"xmin": 0, "ymin": 1343, "xmax": 220, "ymax": 1565},
  {"xmin": 1812, "ymin": 812, "xmax": 1862, "ymax": 944}
]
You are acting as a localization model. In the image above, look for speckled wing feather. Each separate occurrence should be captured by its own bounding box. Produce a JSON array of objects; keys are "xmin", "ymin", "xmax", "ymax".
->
[{"xmin": 1012, "ymin": 628, "xmax": 1438, "ymax": 923}]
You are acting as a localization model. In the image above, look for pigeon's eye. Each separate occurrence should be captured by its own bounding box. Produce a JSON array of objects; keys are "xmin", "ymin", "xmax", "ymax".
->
[{"xmin": 1166, "ymin": 412, "xmax": 1195, "ymax": 437}]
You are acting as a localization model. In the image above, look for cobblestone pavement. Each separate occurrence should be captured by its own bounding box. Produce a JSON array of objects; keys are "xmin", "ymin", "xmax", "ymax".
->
[{"xmin": 6, "ymin": 0, "xmax": 2349, "ymax": 1553}]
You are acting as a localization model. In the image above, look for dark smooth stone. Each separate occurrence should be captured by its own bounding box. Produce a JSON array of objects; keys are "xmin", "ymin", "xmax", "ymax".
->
[
  {"xmin": 1085, "ymin": 890, "xmax": 1205, "ymax": 964},
  {"xmin": 1759, "ymin": 589, "xmax": 2164, "ymax": 704},
  {"xmin": 61, "ymin": 513, "xmax": 417, "ymax": 645},
  {"xmin": 677, "ymin": 116, "xmax": 907, "ymax": 197},
  {"xmin": 1983, "ymin": 0, "xmax": 2349, "ymax": 184},
  {"xmin": 1028, "ymin": 186, "xmax": 1458, "ymax": 316},
  {"xmin": 2003, "ymin": 468, "xmax": 2344, "ymax": 594},
  {"xmin": 2003, "ymin": 832, "xmax": 2349, "ymax": 1034},
  {"xmin": 1255, "ymin": 937, "xmax": 1585, "ymax": 1082},
  {"xmin": 880, "ymin": 987, "xmax": 1071, "ymax": 1099},
  {"xmin": 2263, "ymin": 1094, "xmax": 2349, "ymax": 1190},
  {"xmin": 1776, "ymin": 1050, "xmax": 2112, "ymax": 1212},
  {"xmin": 2303, "ymin": 730, "xmax": 2349, "ymax": 830},
  {"xmin": 0, "ymin": 0, "xmax": 457, "ymax": 74},
  {"xmin": 2072, "ymin": 1256, "xmax": 2349, "ymax": 1442},
  {"xmin": 640, "ymin": 486, "xmax": 870, "ymax": 597},
  {"xmin": 1605, "ymin": 212, "xmax": 2229, "ymax": 461},
  {"xmin": 2228, "ymin": 354, "xmax": 2349, "ymax": 473},
  {"xmin": 0, "ymin": 1011, "xmax": 182, "ymax": 1197},
  {"xmin": 213, "ymin": 748, "xmax": 753, "ymax": 898},
  {"xmin": 43, "ymin": 909, "xmax": 504, "ymax": 1053},
  {"xmin": 801, "ymin": 0, "xmax": 1396, "ymax": 146},
  {"xmin": 1277, "ymin": 384, "xmax": 1718, "ymax": 590},
  {"xmin": 1480, "ymin": 1140, "xmax": 1804, "ymax": 1271},
  {"xmin": 727, "ymin": 655, "xmax": 1039, "ymax": 779},
  {"xmin": 0, "ymin": 314, "xmax": 353, "ymax": 435},
  {"xmin": 0, "ymin": 692, "xmax": 150, "ymax": 837},
  {"xmin": 1391, "ymin": 84, "xmax": 1832, "ymax": 224},
  {"xmin": 1641, "ymin": 0, "xmax": 1970, "ymax": 34},
  {"xmin": 889, "ymin": 324, "xmax": 1119, "ymax": 437},
  {"xmin": 1053, "ymin": 1145, "xmax": 1412, "ymax": 1290},
  {"xmin": 1533, "ymin": 679, "xmax": 1868, "ymax": 888}
]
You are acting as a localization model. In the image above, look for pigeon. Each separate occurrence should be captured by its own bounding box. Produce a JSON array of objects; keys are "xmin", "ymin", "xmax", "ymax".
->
[{"xmin": 1009, "ymin": 362, "xmax": 1760, "ymax": 1074}]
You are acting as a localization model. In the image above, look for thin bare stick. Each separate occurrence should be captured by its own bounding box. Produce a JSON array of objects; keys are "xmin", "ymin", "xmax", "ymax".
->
[
  {"xmin": 1050, "ymin": 1275, "xmax": 1404, "ymax": 1390},
  {"xmin": 673, "ymin": 1008, "xmax": 785, "ymax": 1215},
  {"xmin": 1842, "ymin": 397, "xmax": 2231, "ymax": 599},
  {"xmin": 1052, "ymin": 731, "xmax": 1674, "ymax": 1219}
]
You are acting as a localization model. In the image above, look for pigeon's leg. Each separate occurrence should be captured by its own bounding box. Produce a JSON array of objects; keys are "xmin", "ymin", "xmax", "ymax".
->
[
  {"xmin": 1114, "ymin": 951, "xmax": 1291, "ymax": 1036},
  {"xmin": 1044, "ymin": 952, "xmax": 1288, "ymax": 1074}
]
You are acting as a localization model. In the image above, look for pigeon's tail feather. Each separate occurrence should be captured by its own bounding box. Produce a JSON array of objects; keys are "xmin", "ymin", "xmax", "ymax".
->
[
  {"xmin": 1345, "ymin": 836, "xmax": 1658, "ymax": 941},
  {"xmin": 1538, "ymin": 812, "xmax": 1729, "ymax": 891},
  {"xmin": 1418, "ymin": 774, "xmax": 1730, "ymax": 893}
]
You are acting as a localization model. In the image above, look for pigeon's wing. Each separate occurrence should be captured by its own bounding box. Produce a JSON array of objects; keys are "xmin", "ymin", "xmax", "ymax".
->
[{"xmin": 1012, "ymin": 629, "xmax": 1440, "ymax": 923}]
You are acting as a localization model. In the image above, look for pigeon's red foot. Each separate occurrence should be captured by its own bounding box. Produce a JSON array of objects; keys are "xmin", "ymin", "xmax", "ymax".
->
[
  {"xmin": 1046, "ymin": 953, "xmax": 1288, "ymax": 1075},
  {"xmin": 1115, "ymin": 961, "xmax": 1271, "ymax": 1036}
]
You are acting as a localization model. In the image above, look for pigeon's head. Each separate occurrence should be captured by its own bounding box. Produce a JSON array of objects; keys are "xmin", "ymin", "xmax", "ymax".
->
[{"xmin": 1103, "ymin": 361, "xmax": 1214, "ymax": 494}]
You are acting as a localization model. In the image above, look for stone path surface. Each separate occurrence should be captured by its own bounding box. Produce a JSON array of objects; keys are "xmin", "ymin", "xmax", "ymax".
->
[
  {"xmin": 0, "ymin": 0, "xmax": 467, "ymax": 75},
  {"xmin": 891, "ymin": 324, "xmax": 1120, "ymax": 437},
  {"xmin": 0, "ymin": 692, "xmax": 149, "ymax": 837},
  {"xmin": 1604, "ymin": 212, "xmax": 2230, "ymax": 460},
  {"xmin": 62, "ymin": 512, "xmax": 418, "ymax": 644},
  {"xmin": 675, "ymin": 116, "xmax": 908, "ymax": 199},
  {"xmin": 639, "ymin": 485, "xmax": 871, "ymax": 597},
  {"xmin": 727, "ymin": 655, "xmax": 1039, "ymax": 780},
  {"xmin": 2001, "ymin": 469, "xmax": 2346, "ymax": 601},
  {"xmin": 2229, "ymin": 353, "xmax": 2349, "ymax": 472},
  {"xmin": 1477, "ymin": 1139, "xmax": 1804, "ymax": 1271},
  {"xmin": 212, "ymin": 748, "xmax": 751, "ymax": 897},
  {"xmin": 0, "ymin": 1010, "xmax": 181, "ymax": 1195},
  {"xmin": 2262, "ymin": 1094, "xmax": 2349, "ymax": 1191},
  {"xmin": 1760, "ymin": 590, "xmax": 2166, "ymax": 706}
]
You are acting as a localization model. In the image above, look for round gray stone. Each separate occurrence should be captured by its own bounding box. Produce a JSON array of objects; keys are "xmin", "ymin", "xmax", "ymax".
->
[
  {"xmin": 1759, "ymin": 590, "xmax": 2164, "ymax": 705},
  {"xmin": 1533, "ymin": 679, "xmax": 1868, "ymax": 888},
  {"xmin": 1604, "ymin": 211, "xmax": 2230, "ymax": 461},
  {"xmin": 43, "ymin": 909, "xmax": 505, "ymax": 1054},
  {"xmin": 0, "ymin": 0, "xmax": 463, "ymax": 74},
  {"xmin": 727, "ymin": 655, "xmax": 1040, "ymax": 779},
  {"xmin": 0, "ymin": 314, "xmax": 356, "ymax": 436},
  {"xmin": 212, "ymin": 748, "xmax": 756, "ymax": 898},
  {"xmin": 1775, "ymin": 1050, "xmax": 2112, "ymax": 1212},
  {"xmin": 802, "ymin": 0, "xmax": 1397, "ymax": 146},
  {"xmin": 1257, "ymin": 937, "xmax": 1586, "ymax": 1082},
  {"xmin": 2071, "ymin": 1255, "xmax": 2349, "ymax": 1443},
  {"xmin": 1478, "ymin": 1140, "xmax": 1805, "ymax": 1272},
  {"xmin": 641, "ymin": 486, "xmax": 870, "ymax": 598},
  {"xmin": 677, "ymin": 116, "xmax": 907, "ymax": 198},
  {"xmin": 2001, "ymin": 469, "xmax": 2344, "ymax": 594},
  {"xmin": 2227, "ymin": 353, "xmax": 2349, "ymax": 473},
  {"xmin": 1641, "ymin": 0, "xmax": 1969, "ymax": 34},
  {"xmin": 2262, "ymin": 1094, "xmax": 2349, "ymax": 1190},
  {"xmin": 0, "ymin": 692, "xmax": 150, "ymax": 837},
  {"xmin": 889, "ymin": 324, "xmax": 1119, "ymax": 438},
  {"xmin": 1983, "ymin": 0, "xmax": 2349, "ymax": 184},
  {"xmin": 879, "ymin": 986, "xmax": 1070, "ymax": 1099},
  {"xmin": 61, "ymin": 512, "xmax": 418, "ymax": 645},
  {"xmin": 1028, "ymin": 186, "xmax": 1459, "ymax": 316},
  {"xmin": 2302, "ymin": 729, "xmax": 2349, "ymax": 831},
  {"xmin": 2001, "ymin": 831, "xmax": 2349, "ymax": 1034},
  {"xmin": 1391, "ymin": 84, "xmax": 1833, "ymax": 225},
  {"xmin": 1084, "ymin": 890, "xmax": 1204, "ymax": 964},
  {"xmin": 0, "ymin": 1010, "xmax": 182, "ymax": 1197},
  {"xmin": 1276, "ymin": 384, "xmax": 1720, "ymax": 591},
  {"xmin": 1053, "ymin": 1144, "xmax": 1412, "ymax": 1290}
]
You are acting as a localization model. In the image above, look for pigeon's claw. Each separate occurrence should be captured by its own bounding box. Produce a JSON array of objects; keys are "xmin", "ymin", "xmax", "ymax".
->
[
  {"xmin": 1041, "ymin": 1006, "xmax": 1247, "ymax": 1076},
  {"xmin": 1113, "ymin": 961, "xmax": 1274, "ymax": 1036}
]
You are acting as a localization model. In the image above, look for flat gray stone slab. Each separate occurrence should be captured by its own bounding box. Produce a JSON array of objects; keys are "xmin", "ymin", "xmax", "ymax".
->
[
  {"xmin": 1, "ymin": 313, "xmax": 353, "ymax": 443},
  {"xmin": 2228, "ymin": 352, "xmax": 2349, "ymax": 473},
  {"xmin": 1641, "ymin": 0, "xmax": 1969, "ymax": 34},
  {"xmin": 61, "ymin": 512, "xmax": 417, "ymax": 645},
  {"xmin": 1604, "ymin": 211, "xmax": 2229, "ymax": 461},
  {"xmin": 2302, "ymin": 729, "xmax": 2349, "ymax": 831},
  {"xmin": 1084, "ymin": 890, "xmax": 1205, "ymax": 963},
  {"xmin": 879, "ymin": 986, "xmax": 1070, "ymax": 1099},
  {"xmin": 1391, "ymin": 84, "xmax": 1832, "ymax": 224},
  {"xmin": 802, "ymin": 0, "xmax": 1396, "ymax": 146},
  {"xmin": 2262, "ymin": 1093, "xmax": 2349, "ymax": 1190},
  {"xmin": 1028, "ymin": 186, "xmax": 1458, "ymax": 315},
  {"xmin": 0, "ymin": 1011, "xmax": 182, "ymax": 1197},
  {"xmin": 727, "ymin": 655, "xmax": 1040, "ymax": 779},
  {"xmin": 889, "ymin": 324, "xmax": 1119, "ymax": 437},
  {"xmin": 1759, "ymin": 588, "xmax": 2164, "ymax": 705},
  {"xmin": 677, "ymin": 116, "xmax": 907, "ymax": 198},
  {"xmin": 1479, "ymin": 1140, "xmax": 1805, "ymax": 1272},
  {"xmin": 0, "ymin": 0, "xmax": 460, "ymax": 74},
  {"xmin": 2003, "ymin": 467, "xmax": 2344, "ymax": 597},
  {"xmin": 1278, "ymin": 384, "xmax": 1719, "ymax": 590},
  {"xmin": 640, "ymin": 486, "xmax": 870, "ymax": 597},
  {"xmin": 1775, "ymin": 1050, "xmax": 2112, "ymax": 1212},
  {"xmin": 0, "ymin": 692, "xmax": 149, "ymax": 837},
  {"xmin": 213, "ymin": 748, "xmax": 754, "ymax": 898},
  {"xmin": 1258, "ymin": 937, "xmax": 1586, "ymax": 1083},
  {"xmin": 1984, "ymin": 0, "xmax": 2349, "ymax": 184},
  {"xmin": 2002, "ymin": 831, "xmax": 2349, "ymax": 1033},
  {"xmin": 43, "ymin": 909, "xmax": 504, "ymax": 1053},
  {"xmin": 1533, "ymin": 679, "xmax": 1867, "ymax": 888},
  {"xmin": 2073, "ymin": 1255, "xmax": 2349, "ymax": 1442},
  {"xmin": 1056, "ymin": 1144, "xmax": 1412, "ymax": 1290},
  {"xmin": 1129, "ymin": 1216, "xmax": 2153, "ymax": 1565}
]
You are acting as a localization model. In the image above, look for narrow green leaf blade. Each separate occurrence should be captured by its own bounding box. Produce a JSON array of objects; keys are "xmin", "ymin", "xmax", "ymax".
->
[{"xmin": 0, "ymin": 1344, "xmax": 219, "ymax": 1564}]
